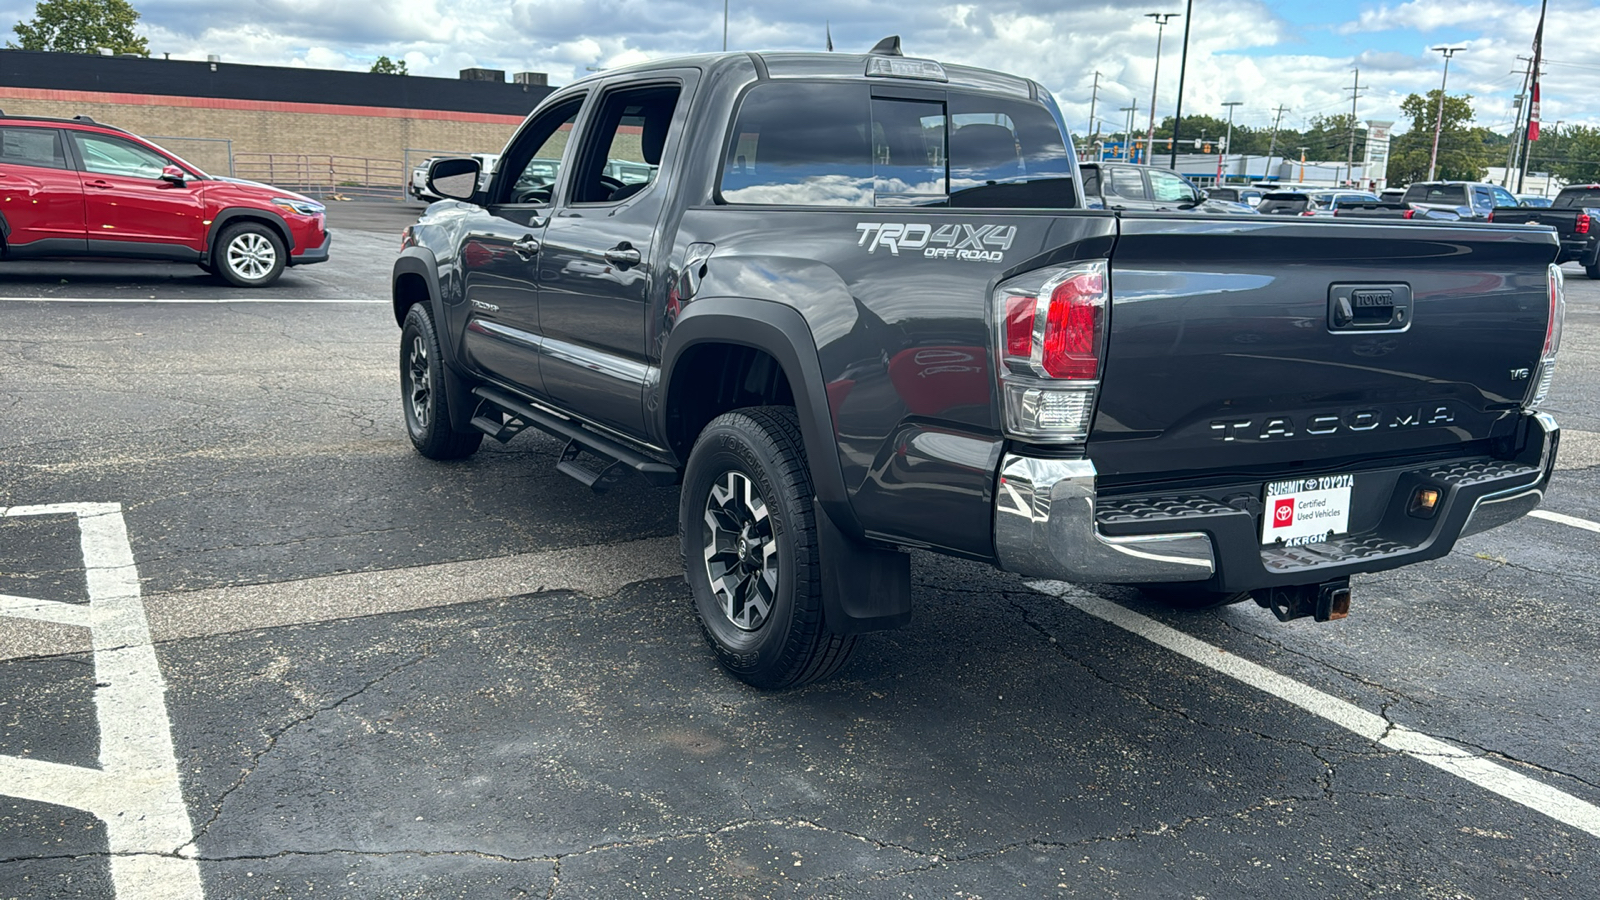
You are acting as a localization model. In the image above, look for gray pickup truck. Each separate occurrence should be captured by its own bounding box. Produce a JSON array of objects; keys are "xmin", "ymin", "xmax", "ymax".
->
[{"xmin": 394, "ymin": 43, "xmax": 1565, "ymax": 687}]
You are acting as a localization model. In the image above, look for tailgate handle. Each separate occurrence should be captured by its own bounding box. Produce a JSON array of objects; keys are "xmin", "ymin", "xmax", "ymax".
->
[{"xmin": 1329, "ymin": 285, "xmax": 1410, "ymax": 331}]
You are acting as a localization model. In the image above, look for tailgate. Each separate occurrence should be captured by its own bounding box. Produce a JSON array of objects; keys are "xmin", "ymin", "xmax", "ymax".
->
[{"xmin": 1089, "ymin": 216, "xmax": 1559, "ymax": 481}]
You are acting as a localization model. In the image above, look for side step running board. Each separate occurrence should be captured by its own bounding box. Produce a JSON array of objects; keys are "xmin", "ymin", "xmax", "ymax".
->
[{"xmin": 469, "ymin": 386, "xmax": 679, "ymax": 490}]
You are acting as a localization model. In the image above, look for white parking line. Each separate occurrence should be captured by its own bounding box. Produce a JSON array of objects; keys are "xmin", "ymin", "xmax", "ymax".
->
[
  {"xmin": 1029, "ymin": 581, "xmax": 1600, "ymax": 840},
  {"xmin": 1529, "ymin": 509, "xmax": 1600, "ymax": 534},
  {"xmin": 0, "ymin": 296, "xmax": 383, "ymax": 304},
  {"xmin": 0, "ymin": 503, "xmax": 204, "ymax": 899}
]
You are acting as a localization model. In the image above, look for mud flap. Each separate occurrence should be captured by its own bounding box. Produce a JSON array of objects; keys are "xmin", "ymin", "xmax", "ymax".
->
[{"xmin": 815, "ymin": 498, "xmax": 912, "ymax": 634}]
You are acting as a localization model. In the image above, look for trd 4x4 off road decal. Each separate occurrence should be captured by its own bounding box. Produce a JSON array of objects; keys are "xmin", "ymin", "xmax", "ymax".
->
[{"xmin": 855, "ymin": 223, "xmax": 1016, "ymax": 262}]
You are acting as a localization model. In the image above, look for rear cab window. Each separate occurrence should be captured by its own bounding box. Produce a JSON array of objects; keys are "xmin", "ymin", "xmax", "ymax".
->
[
  {"xmin": 718, "ymin": 81, "xmax": 1077, "ymax": 209},
  {"xmin": 1404, "ymin": 184, "xmax": 1468, "ymax": 207},
  {"xmin": 1554, "ymin": 188, "xmax": 1600, "ymax": 209}
]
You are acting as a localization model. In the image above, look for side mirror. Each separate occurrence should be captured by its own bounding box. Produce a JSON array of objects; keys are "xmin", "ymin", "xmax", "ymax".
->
[
  {"xmin": 160, "ymin": 164, "xmax": 187, "ymax": 185},
  {"xmin": 428, "ymin": 157, "xmax": 482, "ymax": 202}
]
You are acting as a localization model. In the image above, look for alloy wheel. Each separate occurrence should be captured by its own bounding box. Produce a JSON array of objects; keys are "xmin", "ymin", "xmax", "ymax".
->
[
  {"xmin": 226, "ymin": 233, "xmax": 276, "ymax": 281},
  {"xmin": 406, "ymin": 335, "xmax": 431, "ymax": 428},
  {"xmin": 702, "ymin": 470, "xmax": 777, "ymax": 631}
]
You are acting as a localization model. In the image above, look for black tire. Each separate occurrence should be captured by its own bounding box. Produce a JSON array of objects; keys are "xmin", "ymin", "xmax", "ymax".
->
[
  {"xmin": 680, "ymin": 406, "xmax": 856, "ymax": 689},
  {"xmin": 400, "ymin": 303, "xmax": 482, "ymax": 460},
  {"xmin": 214, "ymin": 222, "xmax": 287, "ymax": 287},
  {"xmin": 1136, "ymin": 584, "xmax": 1251, "ymax": 611},
  {"xmin": 1586, "ymin": 261, "xmax": 1599, "ymax": 280}
]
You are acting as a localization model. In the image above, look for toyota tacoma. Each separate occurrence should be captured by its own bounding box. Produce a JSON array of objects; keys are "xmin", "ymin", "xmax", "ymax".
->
[{"xmin": 392, "ymin": 42, "xmax": 1565, "ymax": 688}]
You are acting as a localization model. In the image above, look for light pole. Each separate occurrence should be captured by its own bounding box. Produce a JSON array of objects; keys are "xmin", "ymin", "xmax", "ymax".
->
[
  {"xmin": 723, "ymin": 0, "xmax": 728, "ymax": 51},
  {"xmin": 1427, "ymin": 45, "xmax": 1465, "ymax": 181},
  {"xmin": 1168, "ymin": 0, "xmax": 1194, "ymax": 169},
  {"xmin": 1217, "ymin": 101, "xmax": 1241, "ymax": 183},
  {"xmin": 1143, "ymin": 12, "xmax": 1180, "ymax": 165}
]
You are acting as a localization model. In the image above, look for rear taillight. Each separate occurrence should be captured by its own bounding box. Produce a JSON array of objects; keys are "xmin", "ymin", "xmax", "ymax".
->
[
  {"xmin": 1578, "ymin": 213, "xmax": 1592, "ymax": 235},
  {"xmin": 1527, "ymin": 263, "xmax": 1566, "ymax": 409},
  {"xmin": 1487, "ymin": 211, "xmax": 1495, "ymax": 222},
  {"xmin": 1404, "ymin": 209, "xmax": 1416, "ymax": 219},
  {"xmin": 994, "ymin": 261, "xmax": 1108, "ymax": 442}
]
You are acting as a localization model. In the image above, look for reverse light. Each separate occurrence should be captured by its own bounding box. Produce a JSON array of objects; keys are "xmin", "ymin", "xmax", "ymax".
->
[
  {"xmin": 994, "ymin": 261, "xmax": 1109, "ymax": 442},
  {"xmin": 271, "ymin": 197, "xmax": 325, "ymax": 216},
  {"xmin": 1526, "ymin": 263, "xmax": 1566, "ymax": 409}
]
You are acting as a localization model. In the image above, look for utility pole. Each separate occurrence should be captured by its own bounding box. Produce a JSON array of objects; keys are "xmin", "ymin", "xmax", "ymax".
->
[
  {"xmin": 1120, "ymin": 105, "xmax": 1139, "ymax": 160},
  {"xmin": 1344, "ymin": 69, "xmax": 1366, "ymax": 187},
  {"xmin": 1265, "ymin": 104, "xmax": 1288, "ymax": 180},
  {"xmin": 723, "ymin": 0, "xmax": 728, "ymax": 51},
  {"xmin": 1218, "ymin": 101, "xmax": 1241, "ymax": 183},
  {"xmin": 1087, "ymin": 71, "xmax": 1102, "ymax": 146},
  {"xmin": 1506, "ymin": 57, "xmax": 1534, "ymax": 187},
  {"xmin": 1426, "ymin": 46, "xmax": 1465, "ymax": 181},
  {"xmin": 1168, "ymin": 0, "xmax": 1194, "ymax": 170},
  {"xmin": 1143, "ymin": 12, "xmax": 1180, "ymax": 165}
]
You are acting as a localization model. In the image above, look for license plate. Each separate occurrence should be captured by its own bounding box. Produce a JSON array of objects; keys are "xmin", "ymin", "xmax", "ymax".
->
[{"xmin": 1262, "ymin": 474, "xmax": 1354, "ymax": 545}]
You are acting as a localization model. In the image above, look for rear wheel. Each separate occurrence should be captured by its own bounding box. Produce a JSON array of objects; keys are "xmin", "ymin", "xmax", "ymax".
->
[
  {"xmin": 680, "ymin": 406, "xmax": 855, "ymax": 689},
  {"xmin": 214, "ymin": 222, "xmax": 286, "ymax": 287},
  {"xmin": 400, "ymin": 303, "xmax": 482, "ymax": 460},
  {"xmin": 1585, "ymin": 261, "xmax": 1598, "ymax": 280}
]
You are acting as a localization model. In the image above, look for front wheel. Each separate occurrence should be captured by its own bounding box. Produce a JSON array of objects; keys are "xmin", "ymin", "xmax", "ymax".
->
[
  {"xmin": 214, "ymin": 222, "xmax": 286, "ymax": 287},
  {"xmin": 400, "ymin": 303, "xmax": 482, "ymax": 460},
  {"xmin": 680, "ymin": 406, "xmax": 855, "ymax": 689}
]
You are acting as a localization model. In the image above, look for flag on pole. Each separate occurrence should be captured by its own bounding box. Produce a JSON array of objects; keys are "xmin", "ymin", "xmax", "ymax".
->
[{"xmin": 1528, "ymin": 0, "xmax": 1546, "ymax": 140}]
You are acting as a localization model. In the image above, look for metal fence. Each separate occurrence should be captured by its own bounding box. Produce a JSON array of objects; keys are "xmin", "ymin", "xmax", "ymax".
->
[
  {"xmin": 232, "ymin": 153, "xmax": 406, "ymax": 200},
  {"xmin": 142, "ymin": 135, "xmax": 234, "ymax": 177}
]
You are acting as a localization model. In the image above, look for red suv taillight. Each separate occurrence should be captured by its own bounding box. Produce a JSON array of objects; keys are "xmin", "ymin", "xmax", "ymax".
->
[
  {"xmin": 1404, "ymin": 209, "xmax": 1417, "ymax": 219},
  {"xmin": 994, "ymin": 261, "xmax": 1108, "ymax": 442},
  {"xmin": 1577, "ymin": 213, "xmax": 1591, "ymax": 235}
]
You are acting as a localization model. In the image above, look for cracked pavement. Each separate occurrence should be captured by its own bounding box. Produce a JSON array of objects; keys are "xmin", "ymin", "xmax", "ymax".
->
[{"xmin": 1, "ymin": 215, "xmax": 1599, "ymax": 897}]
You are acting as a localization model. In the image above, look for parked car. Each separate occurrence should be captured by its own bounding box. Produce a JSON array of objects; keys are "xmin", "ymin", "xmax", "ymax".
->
[
  {"xmin": 1256, "ymin": 191, "xmax": 1313, "ymax": 215},
  {"xmin": 1206, "ymin": 185, "xmax": 1265, "ymax": 207},
  {"xmin": 1517, "ymin": 195, "xmax": 1554, "ymax": 208},
  {"xmin": 1306, "ymin": 190, "xmax": 1380, "ymax": 216},
  {"xmin": 411, "ymin": 152, "xmax": 499, "ymax": 201},
  {"xmin": 1489, "ymin": 184, "xmax": 1600, "ymax": 278},
  {"xmin": 1081, "ymin": 163, "xmax": 1254, "ymax": 214},
  {"xmin": 1332, "ymin": 200, "xmax": 1460, "ymax": 221},
  {"xmin": 396, "ymin": 45, "xmax": 1563, "ymax": 688},
  {"xmin": 1402, "ymin": 181, "xmax": 1518, "ymax": 219},
  {"xmin": 0, "ymin": 111, "xmax": 329, "ymax": 286}
]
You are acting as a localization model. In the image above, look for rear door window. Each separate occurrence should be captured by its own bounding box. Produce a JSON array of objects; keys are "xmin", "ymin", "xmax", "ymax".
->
[
  {"xmin": 1104, "ymin": 166, "xmax": 1147, "ymax": 201},
  {"xmin": 0, "ymin": 126, "xmax": 68, "ymax": 169}
]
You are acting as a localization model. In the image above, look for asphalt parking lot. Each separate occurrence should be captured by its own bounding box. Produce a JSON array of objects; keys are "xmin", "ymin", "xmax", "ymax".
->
[{"xmin": 3, "ymin": 202, "xmax": 1600, "ymax": 899}]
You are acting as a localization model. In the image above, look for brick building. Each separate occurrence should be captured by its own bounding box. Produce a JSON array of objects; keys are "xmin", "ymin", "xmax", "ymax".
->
[{"xmin": 0, "ymin": 50, "xmax": 553, "ymax": 191}]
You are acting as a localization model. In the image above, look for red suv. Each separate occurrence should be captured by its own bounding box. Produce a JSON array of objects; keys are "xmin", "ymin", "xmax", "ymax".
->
[{"xmin": 0, "ymin": 112, "xmax": 330, "ymax": 286}]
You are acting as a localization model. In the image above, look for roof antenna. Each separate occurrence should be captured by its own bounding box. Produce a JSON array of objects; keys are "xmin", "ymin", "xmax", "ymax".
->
[{"xmin": 869, "ymin": 35, "xmax": 902, "ymax": 57}]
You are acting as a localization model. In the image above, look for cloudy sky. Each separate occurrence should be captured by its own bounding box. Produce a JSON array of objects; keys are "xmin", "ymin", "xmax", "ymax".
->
[{"xmin": 7, "ymin": 0, "xmax": 1597, "ymax": 138}]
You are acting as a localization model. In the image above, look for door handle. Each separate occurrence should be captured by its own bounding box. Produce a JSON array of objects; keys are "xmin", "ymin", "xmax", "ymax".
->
[
  {"xmin": 604, "ymin": 244, "xmax": 642, "ymax": 268},
  {"xmin": 86, "ymin": 180, "xmax": 114, "ymax": 190},
  {"xmin": 512, "ymin": 235, "xmax": 541, "ymax": 258}
]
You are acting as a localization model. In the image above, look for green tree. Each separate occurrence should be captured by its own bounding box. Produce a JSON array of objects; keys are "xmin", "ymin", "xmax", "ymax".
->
[
  {"xmin": 9, "ymin": 0, "xmax": 148, "ymax": 56},
  {"xmin": 1526, "ymin": 124, "xmax": 1600, "ymax": 185},
  {"xmin": 1386, "ymin": 90, "xmax": 1488, "ymax": 185},
  {"xmin": 370, "ymin": 55, "xmax": 409, "ymax": 75}
]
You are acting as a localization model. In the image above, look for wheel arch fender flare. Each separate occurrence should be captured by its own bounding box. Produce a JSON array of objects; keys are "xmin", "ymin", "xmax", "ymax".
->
[
  {"xmin": 203, "ymin": 208, "xmax": 295, "ymax": 265},
  {"xmin": 660, "ymin": 296, "xmax": 861, "ymax": 541},
  {"xmin": 394, "ymin": 245, "xmax": 477, "ymax": 432}
]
